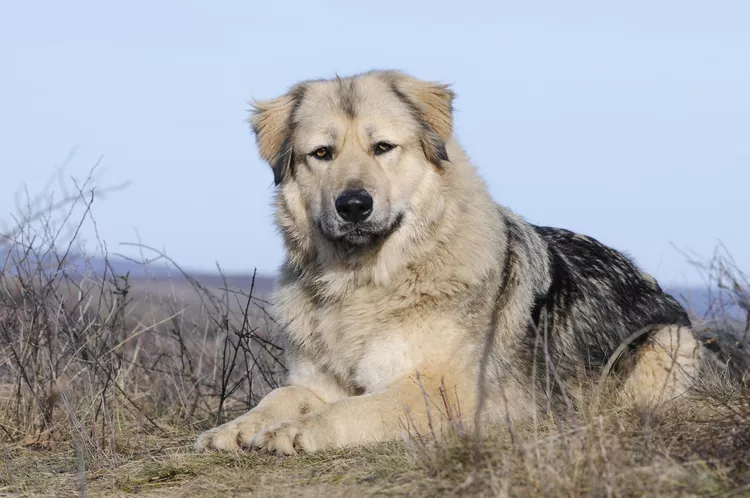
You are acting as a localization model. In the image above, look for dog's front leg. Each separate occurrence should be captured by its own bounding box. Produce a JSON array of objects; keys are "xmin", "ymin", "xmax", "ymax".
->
[{"xmin": 248, "ymin": 372, "xmax": 474, "ymax": 455}]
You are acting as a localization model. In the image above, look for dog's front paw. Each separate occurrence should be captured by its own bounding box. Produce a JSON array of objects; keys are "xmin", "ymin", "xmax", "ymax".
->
[
  {"xmin": 195, "ymin": 413, "xmax": 270, "ymax": 453},
  {"xmin": 248, "ymin": 416, "xmax": 335, "ymax": 455}
]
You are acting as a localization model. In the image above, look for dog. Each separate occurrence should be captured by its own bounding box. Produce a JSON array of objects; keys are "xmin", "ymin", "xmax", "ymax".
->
[{"xmin": 195, "ymin": 70, "xmax": 703, "ymax": 455}]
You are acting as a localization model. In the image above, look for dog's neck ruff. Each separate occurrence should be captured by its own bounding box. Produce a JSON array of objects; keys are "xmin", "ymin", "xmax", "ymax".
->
[{"xmin": 285, "ymin": 198, "xmax": 497, "ymax": 304}]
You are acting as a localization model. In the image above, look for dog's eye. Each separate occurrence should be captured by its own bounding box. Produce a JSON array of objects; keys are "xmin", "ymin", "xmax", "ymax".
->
[
  {"xmin": 374, "ymin": 142, "xmax": 395, "ymax": 155},
  {"xmin": 311, "ymin": 147, "xmax": 332, "ymax": 161}
]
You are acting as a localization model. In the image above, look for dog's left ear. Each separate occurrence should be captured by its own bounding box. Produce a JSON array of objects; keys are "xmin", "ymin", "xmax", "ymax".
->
[
  {"xmin": 248, "ymin": 86, "xmax": 304, "ymax": 185},
  {"xmin": 389, "ymin": 73, "xmax": 455, "ymax": 166}
]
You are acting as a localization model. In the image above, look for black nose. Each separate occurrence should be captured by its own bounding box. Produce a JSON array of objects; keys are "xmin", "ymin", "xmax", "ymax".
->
[{"xmin": 335, "ymin": 190, "xmax": 373, "ymax": 223}]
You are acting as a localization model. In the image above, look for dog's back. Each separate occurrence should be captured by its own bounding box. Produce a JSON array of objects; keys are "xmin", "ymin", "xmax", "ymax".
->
[{"xmin": 532, "ymin": 225, "xmax": 691, "ymax": 367}]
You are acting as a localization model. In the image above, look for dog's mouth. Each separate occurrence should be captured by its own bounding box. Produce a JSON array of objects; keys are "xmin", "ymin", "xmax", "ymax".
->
[{"xmin": 318, "ymin": 213, "xmax": 405, "ymax": 249}]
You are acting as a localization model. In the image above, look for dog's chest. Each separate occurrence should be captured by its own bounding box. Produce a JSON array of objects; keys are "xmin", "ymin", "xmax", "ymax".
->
[{"xmin": 276, "ymin": 285, "xmax": 422, "ymax": 391}]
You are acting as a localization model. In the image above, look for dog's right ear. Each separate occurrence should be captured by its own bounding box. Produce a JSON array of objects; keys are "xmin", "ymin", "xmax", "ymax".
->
[{"xmin": 248, "ymin": 86, "xmax": 304, "ymax": 186}]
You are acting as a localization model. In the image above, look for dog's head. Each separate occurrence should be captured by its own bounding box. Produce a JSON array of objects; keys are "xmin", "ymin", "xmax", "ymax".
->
[{"xmin": 249, "ymin": 70, "xmax": 455, "ymax": 259}]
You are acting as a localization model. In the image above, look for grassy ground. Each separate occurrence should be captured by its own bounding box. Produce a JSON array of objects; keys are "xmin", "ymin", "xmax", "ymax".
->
[{"xmin": 3, "ymin": 388, "xmax": 750, "ymax": 497}]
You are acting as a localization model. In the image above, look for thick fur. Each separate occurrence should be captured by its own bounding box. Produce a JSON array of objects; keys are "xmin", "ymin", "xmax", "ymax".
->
[{"xmin": 196, "ymin": 70, "xmax": 704, "ymax": 455}]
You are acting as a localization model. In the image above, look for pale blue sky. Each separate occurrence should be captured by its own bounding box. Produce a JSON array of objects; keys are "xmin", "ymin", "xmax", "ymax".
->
[{"xmin": 1, "ymin": 1, "xmax": 748, "ymax": 286}]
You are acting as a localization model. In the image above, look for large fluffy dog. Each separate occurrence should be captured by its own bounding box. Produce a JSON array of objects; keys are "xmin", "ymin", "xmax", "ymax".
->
[{"xmin": 196, "ymin": 70, "xmax": 703, "ymax": 455}]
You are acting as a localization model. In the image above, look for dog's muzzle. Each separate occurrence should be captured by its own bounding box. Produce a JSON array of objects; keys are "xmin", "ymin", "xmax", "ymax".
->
[{"xmin": 317, "ymin": 189, "xmax": 403, "ymax": 249}]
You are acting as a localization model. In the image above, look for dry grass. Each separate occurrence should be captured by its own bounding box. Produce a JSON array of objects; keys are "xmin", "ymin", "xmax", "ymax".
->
[
  {"xmin": 3, "ymin": 391, "xmax": 749, "ymax": 497},
  {"xmin": 1, "ymin": 168, "xmax": 749, "ymax": 497}
]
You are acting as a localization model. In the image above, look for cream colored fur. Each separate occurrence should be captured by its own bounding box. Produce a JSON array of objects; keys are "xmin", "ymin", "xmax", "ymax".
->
[
  {"xmin": 620, "ymin": 325, "xmax": 703, "ymax": 407},
  {"xmin": 195, "ymin": 71, "xmax": 701, "ymax": 455}
]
